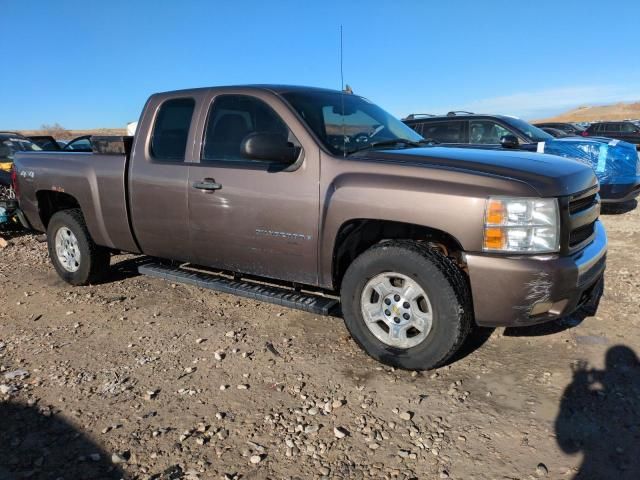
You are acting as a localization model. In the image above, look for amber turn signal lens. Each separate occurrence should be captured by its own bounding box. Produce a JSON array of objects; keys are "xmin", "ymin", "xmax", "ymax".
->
[
  {"xmin": 486, "ymin": 199, "xmax": 505, "ymax": 225},
  {"xmin": 483, "ymin": 227, "xmax": 505, "ymax": 250}
]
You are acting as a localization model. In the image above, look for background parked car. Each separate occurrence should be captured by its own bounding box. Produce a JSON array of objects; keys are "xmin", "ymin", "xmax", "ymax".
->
[
  {"xmin": 62, "ymin": 135, "xmax": 92, "ymax": 152},
  {"xmin": 403, "ymin": 112, "xmax": 640, "ymax": 203},
  {"xmin": 583, "ymin": 121, "xmax": 640, "ymax": 148},
  {"xmin": 403, "ymin": 112, "xmax": 580, "ymax": 148},
  {"xmin": 539, "ymin": 127, "xmax": 570, "ymax": 138},
  {"xmin": 534, "ymin": 122, "xmax": 585, "ymax": 136},
  {"xmin": 0, "ymin": 132, "xmax": 41, "ymax": 185},
  {"xmin": 28, "ymin": 135, "xmax": 62, "ymax": 151}
]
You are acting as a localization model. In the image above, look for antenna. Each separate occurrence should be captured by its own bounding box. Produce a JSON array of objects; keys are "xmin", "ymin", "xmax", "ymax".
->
[
  {"xmin": 340, "ymin": 25, "xmax": 344, "ymax": 91},
  {"xmin": 340, "ymin": 25, "xmax": 346, "ymax": 157}
]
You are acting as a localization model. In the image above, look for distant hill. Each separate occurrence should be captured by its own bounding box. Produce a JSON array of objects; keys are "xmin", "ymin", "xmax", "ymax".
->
[
  {"xmin": 534, "ymin": 101, "xmax": 640, "ymax": 123},
  {"xmin": 18, "ymin": 128, "xmax": 126, "ymax": 140}
]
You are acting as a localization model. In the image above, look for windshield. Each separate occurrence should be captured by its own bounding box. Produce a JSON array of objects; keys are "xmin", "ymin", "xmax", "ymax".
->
[
  {"xmin": 0, "ymin": 136, "xmax": 41, "ymax": 162},
  {"xmin": 281, "ymin": 91, "xmax": 424, "ymax": 155},
  {"xmin": 503, "ymin": 117, "xmax": 553, "ymax": 142}
]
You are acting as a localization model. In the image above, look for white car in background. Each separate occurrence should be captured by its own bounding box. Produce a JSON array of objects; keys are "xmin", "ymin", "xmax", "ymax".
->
[{"xmin": 126, "ymin": 121, "xmax": 138, "ymax": 136}]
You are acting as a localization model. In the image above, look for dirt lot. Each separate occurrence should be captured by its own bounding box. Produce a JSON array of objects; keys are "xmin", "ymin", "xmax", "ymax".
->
[{"xmin": 1, "ymin": 204, "xmax": 639, "ymax": 480}]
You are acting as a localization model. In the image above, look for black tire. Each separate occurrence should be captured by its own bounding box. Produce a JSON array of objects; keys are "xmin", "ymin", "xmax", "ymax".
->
[
  {"xmin": 46, "ymin": 209, "xmax": 110, "ymax": 285},
  {"xmin": 340, "ymin": 240, "xmax": 473, "ymax": 370}
]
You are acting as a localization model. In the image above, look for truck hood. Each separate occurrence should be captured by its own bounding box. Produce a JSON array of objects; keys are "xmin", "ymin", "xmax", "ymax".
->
[{"xmin": 354, "ymin": 146, "xmax": 597, "ymax": 197}]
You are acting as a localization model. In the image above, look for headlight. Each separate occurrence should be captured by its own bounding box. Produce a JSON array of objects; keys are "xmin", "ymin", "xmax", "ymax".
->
[{"xmin": 483, "ymin": 197, "xmax": 560, "ymax": 253}]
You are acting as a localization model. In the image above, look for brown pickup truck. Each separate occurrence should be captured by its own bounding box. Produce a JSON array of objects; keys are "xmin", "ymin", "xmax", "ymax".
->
[{"xmin": 13, "ymin": 85, "xmax": 607, "ymax": 370}]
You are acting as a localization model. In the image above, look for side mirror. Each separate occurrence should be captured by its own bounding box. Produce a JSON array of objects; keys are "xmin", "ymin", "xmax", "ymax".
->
[
  {"xmin": 241, "ymin": 132, "xmax": 298, "ymax": 164},
  {"xmin": 500, "ymin": 134, "xmax": 520, "ymax": 149}
]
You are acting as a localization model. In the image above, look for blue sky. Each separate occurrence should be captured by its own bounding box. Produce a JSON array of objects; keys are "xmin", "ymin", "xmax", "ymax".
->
[{"xmin": 2, "ymin": 0, "xmax": 639, "ymax": 129}]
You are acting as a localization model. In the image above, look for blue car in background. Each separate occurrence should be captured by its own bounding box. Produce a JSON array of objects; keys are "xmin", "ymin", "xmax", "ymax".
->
[
  {"xmin": 403, "ymin": 113, "xmax": 640, "ymax": 204},
  {"xmin": 539, "ymin": 136, "xmax": 640, "ymax": 203}
]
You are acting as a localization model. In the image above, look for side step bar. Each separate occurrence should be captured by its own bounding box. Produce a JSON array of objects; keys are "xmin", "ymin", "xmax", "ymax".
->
[{"xmin": 138, "ymin": 263, "xmax": 340, "ymax": 316}]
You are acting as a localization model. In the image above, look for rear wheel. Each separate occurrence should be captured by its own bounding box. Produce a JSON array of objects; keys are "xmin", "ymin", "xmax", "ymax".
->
[
  {"xmin": 47, "ymin": 209, "xmax": 110, "ymax": 285},
  {"xmin": 340, "ymin": 241, "xmax": 472, "ymax": 370}
]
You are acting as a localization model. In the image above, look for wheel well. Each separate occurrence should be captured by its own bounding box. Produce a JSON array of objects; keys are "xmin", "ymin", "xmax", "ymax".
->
[
  {"xmin": 332, "ymin": 219, "xmax": 466, "ymax": 289},
  {"xmin": 36, "ymin": 191, "xmax": 81, "ymax": 228}
]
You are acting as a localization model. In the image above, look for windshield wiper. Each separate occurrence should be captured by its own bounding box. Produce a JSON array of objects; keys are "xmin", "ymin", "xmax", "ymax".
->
[{"xmin": 347, "ymin": 138, "xmax": 427, "ymax": 155}]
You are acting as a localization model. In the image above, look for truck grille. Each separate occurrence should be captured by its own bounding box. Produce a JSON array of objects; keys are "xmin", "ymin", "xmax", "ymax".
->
[
  {"xmin": 561, "ymin": 186, "xmax": 600, "ymax": 253},
  {"xmin": 569, "ymin": 193, "xmax": 597, "ymax": 214},
  {"xmin": 569, "ymin": 221, "xmax": 596, "ymax": 247}
]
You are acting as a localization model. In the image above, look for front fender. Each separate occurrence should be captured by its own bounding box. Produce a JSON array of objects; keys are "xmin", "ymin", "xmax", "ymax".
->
[{"xmin": 318, "ymin": 159, "xmax": 539, "ymax": 288}]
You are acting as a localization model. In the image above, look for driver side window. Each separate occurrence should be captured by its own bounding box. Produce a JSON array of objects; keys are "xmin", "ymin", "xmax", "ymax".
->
[
  {"xmin": 202, "ymin": 95, "xmax": 298, "ymax": 163},
  {"xmin": 469, "ymin": 121, "xmax": 512, "ymax": 144}
]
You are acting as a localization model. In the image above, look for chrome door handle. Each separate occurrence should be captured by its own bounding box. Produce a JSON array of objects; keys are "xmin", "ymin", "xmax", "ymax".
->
[{"xmin": 193, "ymin": 179, "xmax": 222, "ymax": 191}]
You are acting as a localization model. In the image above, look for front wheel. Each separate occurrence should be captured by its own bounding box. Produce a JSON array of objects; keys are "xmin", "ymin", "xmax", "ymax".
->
[
  {"xmin": 47, "ymin": 209, "xmax": 110, "ymax": 285},
  {"xmin": 340, "ymin": 241, "xmax": 472, "ymax": 370}
]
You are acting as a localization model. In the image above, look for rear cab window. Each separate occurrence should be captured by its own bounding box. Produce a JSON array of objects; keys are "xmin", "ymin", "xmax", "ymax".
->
[{"xmin": 150, "ymin": 98, "xmax": 196, "ymax": 162}]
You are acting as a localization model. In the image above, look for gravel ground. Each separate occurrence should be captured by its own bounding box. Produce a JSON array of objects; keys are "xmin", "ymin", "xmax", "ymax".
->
[{"xmin": 0, "ymin": 204, "xmax": 639, "ymax": 480}]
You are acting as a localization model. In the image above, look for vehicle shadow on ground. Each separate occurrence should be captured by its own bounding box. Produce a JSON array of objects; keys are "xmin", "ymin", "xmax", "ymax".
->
[
  {"xmin": 0, "ymin": 227, "xmax": 36, "ymax": 241},
  {"xmin": 601, "ymin": 199, "xmax": 637, "ymax": 215},
  {"xmin": 0, "ymin": 401, "xmax": 126, "ymax": 480},
  {"xmin": 502, "ymin": 308, "xmax": 591, "ymax": 337},
  {"xmin": 555, "ymin": 345, "xmax": 640, "ymax": 479},
  {"xmin": 444, "ymin": 326, "xmax": 495, "ymax": 365},
  {"xmin": 101, "ymin": 256, "xmax": 153, "ymax": 284}
]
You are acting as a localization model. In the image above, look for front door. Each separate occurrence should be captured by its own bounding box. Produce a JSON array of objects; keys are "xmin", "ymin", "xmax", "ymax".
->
[
  {"xmin": 468, "ymin": 119, "xmax": 516, "ymax": 148},
  {"xmin": 619, "ymin": 122, "xmax": 640, "ymax": 144},
  {"xmin": 187, "ymin": 92, "xmax": 320, "ymax": 285}
]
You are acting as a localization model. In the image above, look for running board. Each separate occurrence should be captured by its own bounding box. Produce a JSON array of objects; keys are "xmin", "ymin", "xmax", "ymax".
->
[{"xmin": 138, "ymin": 263, "xmax": 339, "ymax": 316}]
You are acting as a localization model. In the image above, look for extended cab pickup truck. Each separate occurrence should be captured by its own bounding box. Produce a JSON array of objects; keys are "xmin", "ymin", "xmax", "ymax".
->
[{"xmin": 14, "ymin": 85, "xmax": 607, "ymax": 370}]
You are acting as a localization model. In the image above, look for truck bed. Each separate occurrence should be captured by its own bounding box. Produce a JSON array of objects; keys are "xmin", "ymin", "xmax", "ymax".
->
[{"xmin": 14, "ymin": 151, "xmax": 139, "ymax": 253}]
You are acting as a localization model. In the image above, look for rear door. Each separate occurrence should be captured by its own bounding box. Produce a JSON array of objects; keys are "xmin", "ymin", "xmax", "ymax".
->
[
  {"xmin": 187, "ymin": 90, "xmax": 320, "ymax": 285},
  {"xmin": 129, "ymin": 92, "xmax": 205, "ymax": 261},
  {"xmin": 420, "ymin": 120, "xmax": 467, "ymax": 146},
  {"xmin": 603, "ymin": 122, "xmax": 620, "ymax": 139},
  {"xmin": 585, "ymin": 124, "xmax": 599, "ymax": 137}
]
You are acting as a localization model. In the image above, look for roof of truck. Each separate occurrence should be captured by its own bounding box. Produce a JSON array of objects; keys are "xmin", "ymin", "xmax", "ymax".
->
[
  {"xmin": 403, "ymin": 113, "xmax": 517, "ymax": 123},
  {"xmin": 155, "ymin": 84, "xmax": 346, "ymax": 96}
]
